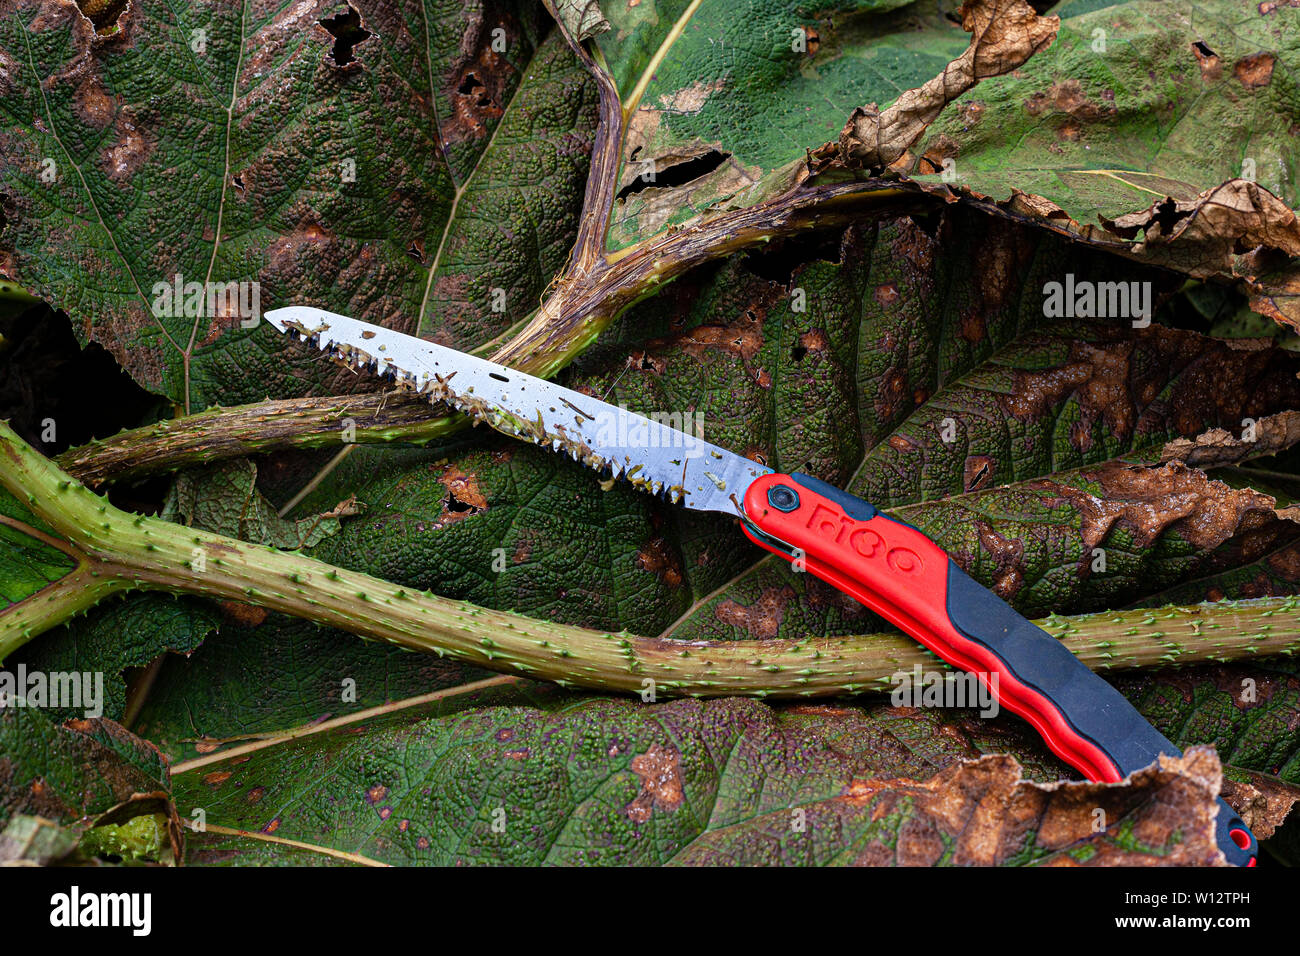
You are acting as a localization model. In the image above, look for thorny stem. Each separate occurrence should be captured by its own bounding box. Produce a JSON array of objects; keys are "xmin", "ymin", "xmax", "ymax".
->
[{"xmin": 4, "ymin": 423, "xmax": 1298, "ymax": 691}]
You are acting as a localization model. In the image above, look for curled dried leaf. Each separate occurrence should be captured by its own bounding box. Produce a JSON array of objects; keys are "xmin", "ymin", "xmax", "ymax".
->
[
  {"xmin": 1102, "ymin": 179, "xmax": 1300, "ymax": 276},
  {"xmin": 827, "ymin": 0, "xmax": 1059, "ymax": 171},
  {"xmin": 1161, "ymin": 410, "xmax": 1300, "ymax": 468}
]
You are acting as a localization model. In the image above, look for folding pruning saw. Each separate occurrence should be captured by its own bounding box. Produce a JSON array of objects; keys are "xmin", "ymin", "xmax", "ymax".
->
[{"xmin": 267, "ymin": 305, "xmax": 1257, "ymax": 866}]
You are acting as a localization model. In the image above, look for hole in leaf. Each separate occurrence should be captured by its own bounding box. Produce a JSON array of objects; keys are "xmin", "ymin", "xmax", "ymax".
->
[
  {"xmin": 319, "ymin": 5, "xmax": 372, "ymax": 67},
  {"xmin": 617, "ymin": 150, "xmax": 731, "ymax": 201},
  {"xmin": 1193, "ymin": 40, "xmax": 1217, "ymax": 58},
  {"xmin": 791, "ymin": 344, "xmax": 808, "ymax": 362},
  {"xmin": 76, "ymin": 0, "xmax": 129, "ymax": 33},
  {"xmin": 743, "ymin": 229, "xmax": 844, "ymax": 283},
  {"xmin": 445, "ymin": 491, "xmax": 478, "ymax": 514}
]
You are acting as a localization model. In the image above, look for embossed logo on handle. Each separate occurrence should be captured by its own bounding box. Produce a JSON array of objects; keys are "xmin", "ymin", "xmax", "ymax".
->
[{"xmin": 804, "ymin": 504, "xmax": 921, "ymax": 573}]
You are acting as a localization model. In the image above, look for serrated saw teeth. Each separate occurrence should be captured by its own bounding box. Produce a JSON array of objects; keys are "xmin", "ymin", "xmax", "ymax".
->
[{"xmin": 266, "ymin": 306, "xmax": 773, "ymax": 518}]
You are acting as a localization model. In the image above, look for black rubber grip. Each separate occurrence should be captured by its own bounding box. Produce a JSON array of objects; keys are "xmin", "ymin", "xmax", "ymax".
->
[
  {"xmin": 789, "ymin": 473, "xmax": 877, "ymax": 520},
  {"xmin": 945, "ymin": 562, "xmax": 1256, "ymax": 866}
]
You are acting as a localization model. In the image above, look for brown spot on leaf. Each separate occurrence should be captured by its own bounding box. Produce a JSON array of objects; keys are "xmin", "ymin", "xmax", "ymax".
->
[
  {"xmin": 975, "ymin": 520, "xmax": 1025, "ymax": 598},
  {"xmin": 439, "ymin": 19, "xmax": 522, "ymax": 150},
  {"xmin": 203, "ymin": 771, "xmax": 232, "ymax": 787},
  {"xmin": 888, "ymin": 434, "xmax": 916, "ymax": 453},
  {"xmin": 874, "ymin": 283, "xmax": 900, "ymax": 306},
  {"xmin": 1234, "ymin": 52, "xmax": 1275, "ymax": 88},
  {"xmin": 73, "ymin": 76, "xmax": 113, "ymax": 128},
  {"xmin": 1001, "ymin": 340, "xmax": 1134, "ymax": 449},
  {"xmin": 797, "ymin": 328, "xmax": 830, "ymax": 357},
  {"xmin": 246, "ymin": 786, "xmax": 265, "ymax": 804},
  {"xmin": 266, "ymin": 219, "xmax": 336, "ymax": 274},
  {"xmin": 714, "ymin": 586, "xmax": 795, "ymax": 640},
  {"xmin": 1192, "ymin": 41, "xmax": 1222, "ymax": 81},
  {"xmin": 644, "ymin": 315, "xmax": 764, "ymax": 365},
  {"xmin": 799, "ymin": 26, "xmax": 820, "ymax": 56},
  {"xmin": 625, "ymin": 745, "xmax": 684, "ymax": 822},
  {"xmin": 364, "ymin": 784, "xmax": 389, "ymax": 805},
  {"xmin": 636, "ymin": 535, "xmax": 683, "ymax": 588},
  {"xmin": 217, "ymin": 600, "xmax": 269, "ymax": 628},
  {"xmin": 1024, "ymin": 78, "xmax": 1117, "ymax": 123},
  {"xmin": 1032, "ymin": 461, "xmax": 1279, "ymax": 557},
  {"xmin": 101, "ymin": 114, "xmax": 151, "ymax": 183}
]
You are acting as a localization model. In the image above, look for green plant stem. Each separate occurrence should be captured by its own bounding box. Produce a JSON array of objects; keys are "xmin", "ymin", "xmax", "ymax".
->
[{"xmin": 5, "ymin": 423, "xmax": 1299, "ymax": 695}]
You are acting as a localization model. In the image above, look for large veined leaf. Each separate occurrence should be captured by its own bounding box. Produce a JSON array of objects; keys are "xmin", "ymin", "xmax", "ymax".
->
[
  {"xmin": 0, "ymin": 0, "xmax": 598, "ymax": 409},
  {"xmin": 909, "ymin": 0, "xmax": 1300, "ymax": 225},
  {"xmin": 284, "ymin": 212, "xmax": 1300, "ymax": 638},
  {"xmin": 168, "ymin": 695, "xmax": 1232, "ymax": 865}
]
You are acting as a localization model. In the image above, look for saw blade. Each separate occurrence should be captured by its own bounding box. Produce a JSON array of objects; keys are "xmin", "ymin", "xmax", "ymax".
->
[{"xmin": 265, "ymin": 306, "xmax": 773, "ymax": 516}]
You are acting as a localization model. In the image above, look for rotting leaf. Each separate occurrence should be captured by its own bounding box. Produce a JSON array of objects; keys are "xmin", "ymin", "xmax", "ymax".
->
[
  {"xmin": 1219, "ymin": 770, "xmax": 1300, "ymax": 841},
  {"xmin": 1162, "ymin": 411, "xmax": 1300, "ymax": 468},
  {"xmin": 900, "ymin": 0, "xmax": 1300, "ymax": 331},
  {"xmin": 0, "ymin": 709, "xmax": 182, "ymax": 862}
]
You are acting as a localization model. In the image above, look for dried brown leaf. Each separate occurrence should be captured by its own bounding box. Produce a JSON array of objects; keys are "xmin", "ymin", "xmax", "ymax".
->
[
  {"xmin": 829, "ymin": 0, "xmax": 1059, "ymax": 170},
  {"xmin": 1161, "ymin": 410, "xmax": 1300, "ymax": 468},
  {"xmin": 1102, "ymin": 179, "xmax": 1300, "ymax": 276}
]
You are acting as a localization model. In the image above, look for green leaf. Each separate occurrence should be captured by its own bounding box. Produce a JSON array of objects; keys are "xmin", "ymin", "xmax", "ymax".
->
[
  {"xmin": 910, "ymin": 0, "xmax": 1300, "ymax": 223},
  {"xmin": 0, "ymin": 0, "xmax": 598, "ymax": 408},
  {"xmin": 160, "ymin": 458, "xmax": 347, "ymax": 548},
  {"xmin": 8, "ymin": 593, "xmax": 221, "ymax": 723},
  {"xmin": 0, "ymin": 708, "xmax": 170, "ymax": 827},
  {"xmin": 0, "ymin": 489, "xmax": 76, "ymax": 608},
  {"xmin": 168, "ymin": 695, "xmax": 1229, "ymax": 865},
  {"xmin": 597, "ymin": 0, "xmax": 968, "ymax": 249}
]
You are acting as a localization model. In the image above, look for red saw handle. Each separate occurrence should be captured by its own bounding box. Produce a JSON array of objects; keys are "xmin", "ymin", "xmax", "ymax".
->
[{"xmin": 741, "ymin": 472, "xmax": 1257, "ymax": 866}]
